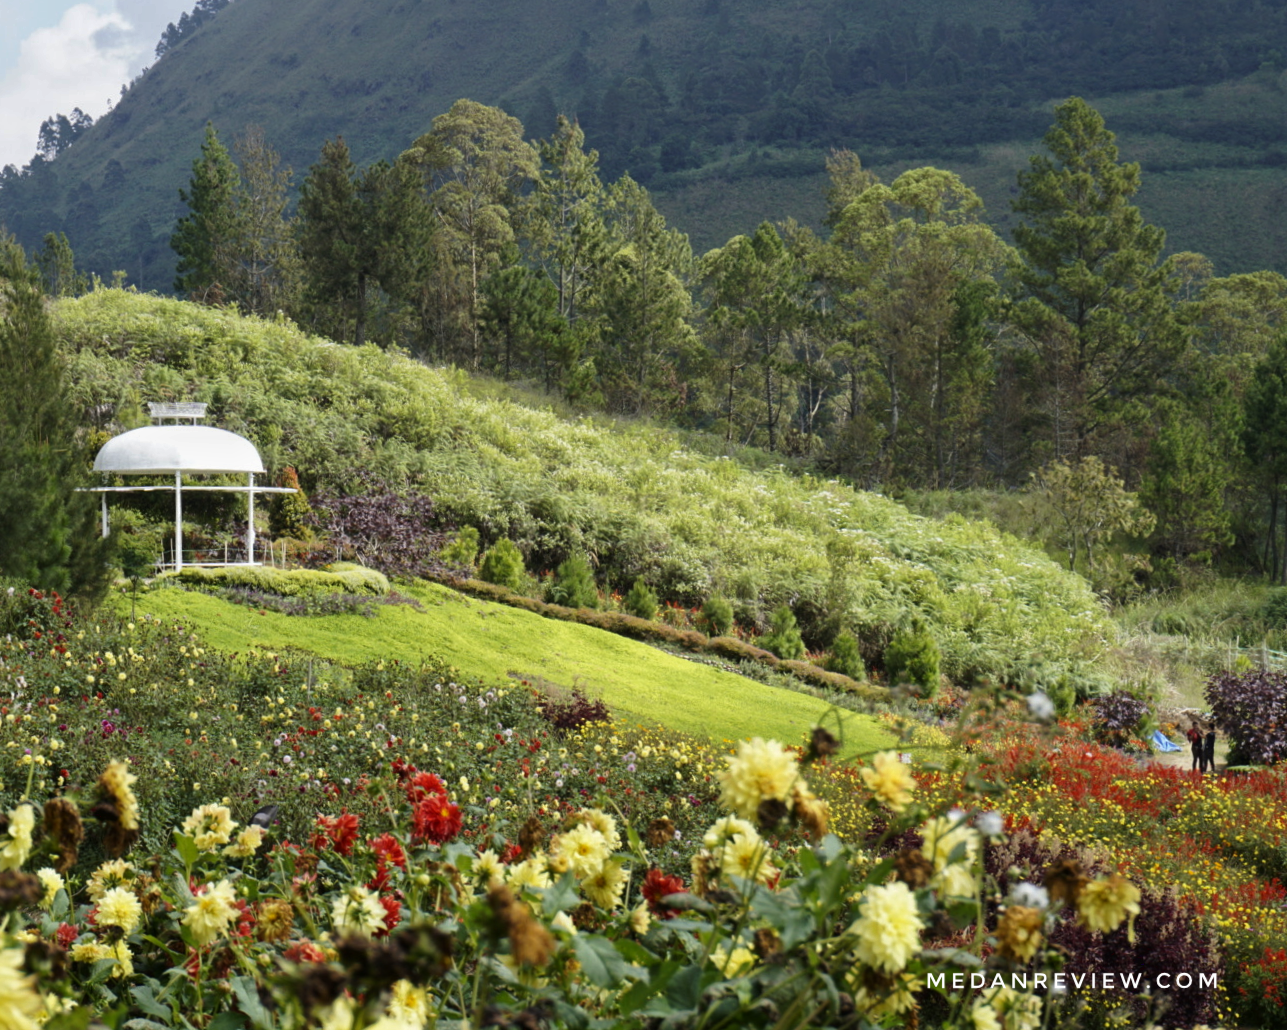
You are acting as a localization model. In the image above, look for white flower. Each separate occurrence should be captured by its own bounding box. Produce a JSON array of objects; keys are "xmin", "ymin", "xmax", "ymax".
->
[
  {"xmin": 1026, "ymin": 692, "xmax": 1055, "ymax": 721},
  {"xmin": 976, "ymin": 811, "xmax": 1004, "ymax": 837},
  {"xmin": 1011, "ymin": 883, "xmax": 1050, "ymax": 910}
]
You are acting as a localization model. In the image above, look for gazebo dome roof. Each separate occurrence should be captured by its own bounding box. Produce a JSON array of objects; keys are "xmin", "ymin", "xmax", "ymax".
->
[{"xmin": 93, "ymin": 425, "xmax": 265, "ymax": 476}]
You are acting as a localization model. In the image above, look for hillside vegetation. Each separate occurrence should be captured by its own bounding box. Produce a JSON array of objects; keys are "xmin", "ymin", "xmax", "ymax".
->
[
  {"xmin": 59, "ymin": 289, "xmax": 1108, "ymax": 687},
  {"xmin": 4, "ymin": 0, "xmax": 1287, "ymax": 282},
  {"xmin": 123, "ymin": 578, "xmax": 901, "ymax": 758}
]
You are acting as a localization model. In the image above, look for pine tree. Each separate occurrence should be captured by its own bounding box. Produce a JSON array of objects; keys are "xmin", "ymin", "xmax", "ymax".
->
[
  {"xmin": 1010, "ymin": 98, "xmax": 1183, "ymax": 462},
  {"xmin": 172, "ymin": 122, "xmax": 242, "ymax": 300},
  {"xmin": 0, "ymin": 235, "xmax": 113, "ymax": 598}
]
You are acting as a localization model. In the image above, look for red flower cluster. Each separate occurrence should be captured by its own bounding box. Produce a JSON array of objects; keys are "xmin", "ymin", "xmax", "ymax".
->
[
  {"xmin": 640, "ymin": 867, "xmax": 687, "ymax": 919},
  {"xmin": 393, "ymin": 760, "xmax": 463, "ymax": 845},
  {"xmin": 368, "ymin": 833, "xmax": 408, "ymax": 892},
  {"xmin": 311, "ymin": 812, "xmax": 360, "ymax": 856}
]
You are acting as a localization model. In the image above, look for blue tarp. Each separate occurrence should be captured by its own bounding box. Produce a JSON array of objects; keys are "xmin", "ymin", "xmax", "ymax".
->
[{"xmin": 1151, "ymin": 730, "xmax": 1183, "ymax": 753}]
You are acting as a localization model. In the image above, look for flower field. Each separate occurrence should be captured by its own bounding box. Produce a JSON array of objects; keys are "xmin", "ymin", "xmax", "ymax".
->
[{"xmin": 6, "ymin": 586, "xmax": 1287, "ymax": 1027}]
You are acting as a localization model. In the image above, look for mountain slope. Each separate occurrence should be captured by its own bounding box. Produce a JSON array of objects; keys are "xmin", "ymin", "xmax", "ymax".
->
[{"xmin": 4, "ymin": 0, "xmax": 1287, "ymax": 284}]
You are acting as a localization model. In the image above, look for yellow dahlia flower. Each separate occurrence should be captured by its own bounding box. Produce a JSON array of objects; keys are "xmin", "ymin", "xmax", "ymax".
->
[
  {"xmin": 719, "ymin": 834, "xmax": 778, "ymax": 886},
  {"xmin": 224, "ymin": 825, "xmax": 264, "ymax": 858},
  {"xmin": 182, "ymin": 804, "xmax": 237, "ymax": 852},
  {"xmin": 506, "ymin": 857, "xmax": 552, "ymax": 893},
  {"xmin": 35, "ymin": 869, "xmax": 62, "ymax": 910},
  {"xmin": 95, "ymin": 887, "xmax": 143, "ymax": 935},
  {"xmin": 854, "ymin": 972, "xmax": 922, "ymax": 1019},
  {"xmin": 383, "ymin": 979, "xmax": 431, "ymax": 1029},
  {"xmin": 630, "ymin": 902, "xmax": 652, "ymax": 935},
  {"xmin": 550, "ymin": 824, "xmax": 610, "ymax": 880},
  {"xmin": 87, "ymin": 860, "xmax": 133, "ymax": 902},
  {"xmin": 576, "ymin": 809, "xmax": 621, "ymax": 853},
  {"xmin": 0, "ymin": 806, "xmax": 34, "ymax": 871},
  {"xmin": 475, "ymin": 849, "xmax": 503, "ymax": 884},
  {"xmin": 712, "ymin": 944, "xmax": 756, "ymax": 978},
  {"xmin": 582, "ymin": 859, "xmax": 627, "ymax": 910},
  {"xmin": 0, "ymin": 948, "xmax": 43, "ymax": 1030},
  {"xmin": 99, "ymin": 761, "xmax": 140, "ymax": 831},
  {"xmin": 70, "ymin": 942, "xmax": 111, "ymax": 964},
  {"xmin": 851, "ymin": 881, "xmax": 924, "ymax": 976},
  {"xmin": 1076, "ymin": 874, "xmax": 1141, "ymax": 942},
  {"xmin": 996, "ymin": 905, "xmax": 1044, "ymax": 963},
  {"xmin": 921, "ymin": 815, "xmax": 980, "ymax": 872},
  {"xmin": 183, "ymin": 879, "xmax": 239, "ymax": 947},
  {"xmin": 859, "ymin": 752, "xmax": 915, "ymax": 813},
  {"xmin": 702, "ymin": 816, "xmax": 759, "ymax": 850},
  {"xmin": 330, "ymin": 885, "xmax": 386, "ymax": 939},
  {"xmin": 717, "ymin": 738, "xmax": 800, "ymax": 821}
]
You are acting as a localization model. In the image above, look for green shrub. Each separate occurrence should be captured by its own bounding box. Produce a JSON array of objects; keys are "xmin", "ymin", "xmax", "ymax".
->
[
  {"xmin": 827, "ymin": 631, "xmax": 865, "ymax": 680},
  {"xmin": 440, "ymin": 526, "xmax": 481, "ymax": 568},
  {"xmin": 270, "ymin": 466, "xmax": 313, "ymax": 539},
  {"xmin": 546, "ymin": 553, "xmax": 599, "ymax": 608},
  {"xmin": 624, "ymin": 578, "xmax": 659, "ymax": 620},
  {"xmin": 699, "ymin": 596, "xmax": 734, "ymax": 637},
  {"xmin": 169, "ymin": 564, "xmax": 389, "ymax": 596},
  {"xmin": 1264, "ymin": 587, "xmax": 1287, "ymax": 626},
  {"xmin": 479, "ymin": 538, "xmax": 526, "ymax": 592},
  {"xmin": 884, "ymin": 626, "xmax": 941, "ymax": 696},
  {"xmin": 760, "ymin": 605, "xmax": 806, "ymax": 661}
]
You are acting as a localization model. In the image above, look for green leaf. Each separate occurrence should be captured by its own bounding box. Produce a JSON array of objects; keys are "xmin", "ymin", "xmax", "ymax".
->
[
  {"xmin": 541, "ymin": 873, "xmax": 580, "ymax": 916},
  {"xmin": 612, "ymin": 938, "xmax": 656, "ymax": 966},
  {"xmin": 122, "ymin": 1021, "xmax": 171, "ymax": 1030},
  {"xmin": 945, "ymin": 898, "xmax": 980, "ymax": 929},
  {"xmin": 44, "ymin": 1007, "xmax": 93, "ymax": 1030},
  {"xmin": 572, "ymin": 934, "xmax": 631, "ymax": 989},
  {"xmin": 207, "ymin": 1014, "xmax": 247, "ymax": 1030},
  {"xmin": 172, "ymin": 832, "xmax": 198, "ymax": 871},
  {"xmin": 230, "ymin": 976, "xmax": 272, "ymax": 1030},
  {"xmin": 128, "ymin": 987, "xmax": 171, "ymax": 1022}
]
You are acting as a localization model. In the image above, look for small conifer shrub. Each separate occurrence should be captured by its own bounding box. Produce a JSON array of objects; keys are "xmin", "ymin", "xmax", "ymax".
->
[
  {"xmin": 623, "ymin": 577, "xmax": 658, "ymax": 620},
  {"xmin": 699, "ymin": 596, "xmax": 734, "ymax": 637},
  {"xmin": 270, "ymin": 466, "xmax": 313, "ymax": 539},
  {"xmin": 884, "ymin": 625, "xmax": 941, "ymax": 696},
  {"xmin": 760, "ymin": 605, "xmax": 805, "ymax": 661},
  {"xmin": 546, "ymin": 553, "xmax": 598, "ymax": 608},
  {"xmin": 478, "ymin": 538, "xmax": 526, "ymax": 592},
  {"xmin": 440, "ymin": 526, "xmax": 480, "ymax": 568},
  {"xmin": 827, "ymin": 630, "xmax": 865, "ymax": 680}
]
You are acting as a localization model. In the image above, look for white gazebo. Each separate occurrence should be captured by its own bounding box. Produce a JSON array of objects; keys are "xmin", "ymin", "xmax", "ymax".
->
[{"xmin": 86, "ymin": 402, "xmax": 295, "ymax": 570}]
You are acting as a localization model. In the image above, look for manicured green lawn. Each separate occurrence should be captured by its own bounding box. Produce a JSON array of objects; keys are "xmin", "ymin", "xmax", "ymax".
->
[{"xmin": 127, "ymin": 581, "xmax": 898, "ymax": 758}]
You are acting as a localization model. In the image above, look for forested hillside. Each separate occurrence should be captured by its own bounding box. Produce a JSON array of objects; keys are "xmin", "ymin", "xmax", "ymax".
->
[{"xmin": 4, "ymin": 0, "xmax": 1287, "ymax": 283}]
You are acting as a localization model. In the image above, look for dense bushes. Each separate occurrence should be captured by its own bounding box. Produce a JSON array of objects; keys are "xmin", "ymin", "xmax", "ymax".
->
[
  {"xmin": 698, "ymin": 595, "xmax": 733, "ymax": 636},
  {"xmin": 546, "ymin": 553, "xmax": 598, "ymax": 608},
  {"xmin": 1206, "ymin": 669, "xmax": 1287, "ymax": 765},
  {"xmin": 1092, "ymin": 692, "xmax": 1151, "ymax": 749}
]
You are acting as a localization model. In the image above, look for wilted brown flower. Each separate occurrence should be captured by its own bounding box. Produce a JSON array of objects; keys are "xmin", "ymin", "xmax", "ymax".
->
[
  {"xmin": 42, "ymin": 799, "xmax": 83, "ymax": 874},
  {"xmin": 791, "ymin": 783, "xmax": 830, "ymax": 842},
  {"xmin": 257, "ymin": 899, "xmax": 295, "ymax": 943},
  {"xmin": 756, "ymin": 797, "xmax": 789, "ymax": 834},
  {"xmin": 806, "ymin": 726, "xmax": 840, "ymax": 763},
  {"xmin": 645, "ymin": 817, "xmax": 675, "ymax": 849},
  {"xmin": 0, "ymin": 872, "xmax": 41, "ymax": 911},
  {"xmin": 518, "ymin": 816, "xmax": 544, "ymax": 859},
  {"xmin": 689, "ymin": 850, "xmax": 719, "ymax": 897},
  {"xmin": 752, "ymin": 928, "xmax": 783, "ymax": 964},
  {"xmin": 1044, "ymin": 859, "xmax": 1088, "ymax": 907},
  {"xmin": 893, "ymin": 848, "xmax": 934, "ymax": 890},
  {"xmin": 22, "ymin": 939, "xmax": 67, "ymax": 981},
  {"xmin": 297, "ymin": 964, "xmax": 346, "ymax": 1013},
  {"xmin": 996, "ymin": 905, "xmax": 1044, "ymax": 963},
  {"xmin": 487, "ymin": 885, "xmax": 554, "ymax": 967}
]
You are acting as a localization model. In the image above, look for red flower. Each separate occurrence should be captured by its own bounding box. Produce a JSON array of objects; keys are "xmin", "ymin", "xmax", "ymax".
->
[
  {"xmin": 500, "ymin": 842, "xmax": 523, "ymax": 864},
  {"xmin": 283, "ymin": 940, "xmax": 327, "ymax": 963},
  {"xmin": 412, "ymin": 794, "xmax": 462, "ymax": 844},
  {"xmin": 641, "ymin": 867, "xmax": 687, "ymax": 919},
  {"xmin": 376, "ymin": 895, "xmax": 401, "ymax": 937},
  {"xmin": 406, "ymin": 772, "xmax": 447, "ymax": 804},
  {"xmin": 55, "ymin": 923, "xmax": 77, "ymax": 949},
  {"xmin": 311, "ymin": 812, "xmax": 360, "ymax": 856}
]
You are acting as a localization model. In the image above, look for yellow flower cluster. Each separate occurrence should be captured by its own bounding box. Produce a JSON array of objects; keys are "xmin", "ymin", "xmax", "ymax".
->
[
  {"xmin": 182, "ymin": 803, "xmax": 237, "ymax": 852},
  {"xmin": 1077, "ymin": 874, "xmax": 1141, "ymax": 943},
  {"xmin": 0, "ymin": 806, "xmax": 34, "ymax": 871},
  {"xmin": 717, "ymin": 737, "xmax": 800, "ymax": 821},
  {"xmin": 183, "ymin": 880, "xmax": 240, "ymax": 947},
  {"xmin": 850, "ymin": 881, "xmax": 923, "ymax": 975},
  {"xmin": 859, "ymin": 751, "xmax": 916, "ymax": 813}
]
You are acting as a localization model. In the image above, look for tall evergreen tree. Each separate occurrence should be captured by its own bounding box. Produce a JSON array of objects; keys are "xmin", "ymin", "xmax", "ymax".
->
[
  {"xmin": 171, "ymin": 122, "xmax": 241, "ymax": 300},
  {"xmin": 1009, "ymin": 98, "xmax": 1184, "ymax": 464},
  {"xmin": 0, "ymin": 235, "xmax": 113, "ymax": 598},
  {"xmin": 227, "ymin": 126, "xmax": 300, "ymax": 317}
]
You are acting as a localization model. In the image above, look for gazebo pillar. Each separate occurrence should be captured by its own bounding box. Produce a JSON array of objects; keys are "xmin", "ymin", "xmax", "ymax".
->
[
  {"xmin": 101, "ymin": 491, "xmax": 109, "ymax": 538},
  {"xmin": 246, "ymin": 473, "xmax": 256, "ymax": 565},
  {"xmin": 174, "ymin": 470, "xmax": 184, "ymax": 571}
]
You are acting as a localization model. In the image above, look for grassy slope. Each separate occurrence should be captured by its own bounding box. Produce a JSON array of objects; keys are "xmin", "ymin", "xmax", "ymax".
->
[{"xmin": 127, "ymin": 580, "xmax": 898, "ymax": 759}]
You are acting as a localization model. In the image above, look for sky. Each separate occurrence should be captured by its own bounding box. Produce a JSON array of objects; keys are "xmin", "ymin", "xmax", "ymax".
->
[{"xmin": 0, "ymin": 0, "xmax": 189, "ymax": 169}]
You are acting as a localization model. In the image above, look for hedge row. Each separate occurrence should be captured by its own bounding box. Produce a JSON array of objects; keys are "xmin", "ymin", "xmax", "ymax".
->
[
  {"xmin": 437, "ymin": 576, "xmax": 887, "ymax": 701},
  {"xmin": 165, "ymin": 563, "xmax": 391, "ymax": 597}
]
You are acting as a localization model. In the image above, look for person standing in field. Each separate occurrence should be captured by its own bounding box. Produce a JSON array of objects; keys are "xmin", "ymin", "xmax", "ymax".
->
[
  {"xmin": 1204, "ymin": 724, "xmax": 1217, "ymax": 775},
  {"xmin": 1187, "ymin": 722, "xmax": 1204, "ymax": 773}
]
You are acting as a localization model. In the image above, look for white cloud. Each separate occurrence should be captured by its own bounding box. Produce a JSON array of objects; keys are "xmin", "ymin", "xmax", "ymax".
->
[{"xmin": 0, "ymin": 4, "xmax": 140, "ymax": 168}]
